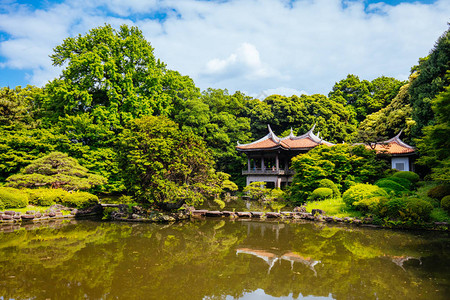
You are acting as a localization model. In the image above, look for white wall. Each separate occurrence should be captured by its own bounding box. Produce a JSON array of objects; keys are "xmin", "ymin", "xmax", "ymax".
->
[{"xmin": 391, "ymin": 157, "xmax": 410, "ymax": 171}]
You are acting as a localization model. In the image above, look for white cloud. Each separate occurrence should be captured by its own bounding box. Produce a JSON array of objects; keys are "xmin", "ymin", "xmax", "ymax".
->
[{"xmin": 0, "ymin": 0, "xmax": 449, "ymax": 94}]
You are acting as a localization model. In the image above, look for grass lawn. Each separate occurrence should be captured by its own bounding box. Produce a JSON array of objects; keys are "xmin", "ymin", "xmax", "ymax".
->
[
  {"xmin": 7, "ymin": 205, "xmax": 71, "ymax": 215},
  {"xmin": 305, "ymin": 198, "xmax": 364, "ymax": 219}
]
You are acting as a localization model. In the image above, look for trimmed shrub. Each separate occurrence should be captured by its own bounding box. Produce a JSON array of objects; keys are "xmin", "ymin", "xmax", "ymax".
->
[
  {"xmin": 318, "ymin": 179, "xmax": 341, "ymax": 198},
  {"xmin": 0, "ymin": 187, "xmax": 28, "ymax": 209},
  {"xmin": 27, "ymin": 189, "xmax": 69, "ymax": 206},
  {"xmin": 393, "ymin": 171, "xmax": 420, "ymax": 183},
  {"xmin": 61, "ymin": 192, "xmax": 98, "ymax": 209},
  {"xmin": 405, "ymin": 198, "xmax": 433, "ymax": 221},
  {"xmin": 427, "ymin": 185, "xmax": 450, "ymax": 200},
  {"xmin": 375, "ymin": 179, "xmax": 408, "ymax": 195},
  {"xmin": 343, "ymin": 183, "xmax": 388, "ymax": 208},
  {"xmin": 441, "ymin": 195, "xmax": 450, "ymax": 212},
  {"xmin": 309, "ymin": 188, "xmax": 333, "ymax": 201},
  {"xmin": 385, "ymin": 176, "xmax": 414, "ymax": 190},
  {"xmin": 353, "ymin": 196, "xmax": 387, "ymax": 212}
]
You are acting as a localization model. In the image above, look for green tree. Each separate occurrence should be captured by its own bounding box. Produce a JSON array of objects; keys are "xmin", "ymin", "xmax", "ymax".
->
[
  {"xmin": 290, "ymin": 144, "xmax": 387, "ymax": 203},
  {"xmin": 6, "ymin": 152, "xmax": 106, "ymax": 190},
  {"xmin": 359, "ymin": 75, "xmax": 416, "ymax": 144},
  {"xmin": 409, "ymin": 26, "xmax": 450, "ymax": 136},
  {"xmin": 416, "ymin": 77, "xmax": 450, "ymax": 183},
  {"xmin": 329, "ymin": 75, "xmax": 403, "ymax": 123},
  {"xmin": 116, "ymin": 116, "xmax": 222, "ymax": 210}
]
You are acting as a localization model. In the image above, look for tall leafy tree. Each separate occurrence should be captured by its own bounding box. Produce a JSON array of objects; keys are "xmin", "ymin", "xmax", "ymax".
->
[
  {"xmin": 409, "ymin": 26, "xmax": 450, "ymax": 136},
  {"xmin": 416, "ymin": 77, "xmax": 450, "ymax": 183},
  {"xmin": 116, "ymin": 116, "xmax": 222, "ymax": 210}
]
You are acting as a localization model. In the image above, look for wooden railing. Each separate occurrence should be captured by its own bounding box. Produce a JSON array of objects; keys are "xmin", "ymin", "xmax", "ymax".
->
[{"xmin": 242, "ymin": 169, "xmax": 295, "ymax": 175}]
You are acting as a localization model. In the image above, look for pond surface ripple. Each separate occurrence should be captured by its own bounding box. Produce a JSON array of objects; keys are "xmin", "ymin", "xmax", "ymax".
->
[{"xmin": 0, "ymin": 219, "xmax": 449, "ymax": 299}]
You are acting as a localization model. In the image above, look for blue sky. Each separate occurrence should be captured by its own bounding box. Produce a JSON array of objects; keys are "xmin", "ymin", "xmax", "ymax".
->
[{"xmin": 0, "ymin": 0, "xmax": 448, "ymax": 96}]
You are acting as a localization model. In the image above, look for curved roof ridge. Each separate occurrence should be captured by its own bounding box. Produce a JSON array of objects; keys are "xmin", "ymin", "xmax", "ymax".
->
[
  {"xmin": 237, "ymin": 132, "xmax": 272, "ymax": 147},
  {"xmin": 383, "ymin": 130, "xmax": 414, "ymax": 149},
  {"xmin": 267, "ymin": 124, "xmax": 281, "ymax": 144}
]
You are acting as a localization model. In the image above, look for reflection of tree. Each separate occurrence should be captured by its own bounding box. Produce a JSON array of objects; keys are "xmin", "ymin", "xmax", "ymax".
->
[{"xmin": 0, "ymin": 220, "xmax": 448, "ymax": 299}]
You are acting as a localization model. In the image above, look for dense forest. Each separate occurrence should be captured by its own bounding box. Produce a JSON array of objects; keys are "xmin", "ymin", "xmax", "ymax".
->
[{"xmin": 0, "ymin": 23, "xmax": 449, "ymax": 207}]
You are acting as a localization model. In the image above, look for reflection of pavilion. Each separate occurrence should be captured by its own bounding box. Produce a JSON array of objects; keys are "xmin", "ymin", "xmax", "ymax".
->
[
  {"xmin": 241, "ymin": 221, "xmax": 286, "ymax": 241},
  {"xmin": 281, "ymin": 252, "xmax": 321, "ymax": 276},
  {"xmin": 236, "ymin": 248, "xmax": 321, "ymax": 275},
  {"xmin": 236, "ymin": 248, "xmax": 279, "ymax": 273}
]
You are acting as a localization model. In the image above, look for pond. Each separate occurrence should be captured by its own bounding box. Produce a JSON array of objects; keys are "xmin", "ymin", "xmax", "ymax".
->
[{"xmin": 0, "ymin": 219, "xmax": 449, "ymax": 299}]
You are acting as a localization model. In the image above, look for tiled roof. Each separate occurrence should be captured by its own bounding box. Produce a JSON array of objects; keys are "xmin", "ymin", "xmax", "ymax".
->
[
  {"xmin": 236, "ymin": 125, "xmax": 334, "ymax": 151},
  {"xmin": 365, "ymin": 131, "xmax": 415, "ymax": 155}
]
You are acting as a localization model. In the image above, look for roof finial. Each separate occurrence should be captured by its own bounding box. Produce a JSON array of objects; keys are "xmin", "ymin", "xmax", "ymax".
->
[
  {"xmin": 395, "ymin": 129, "xmax": 403, "ymax": 139},
  {"xmin": 309, "ymin": 123, "xmax": 316, "ymax": 134}
]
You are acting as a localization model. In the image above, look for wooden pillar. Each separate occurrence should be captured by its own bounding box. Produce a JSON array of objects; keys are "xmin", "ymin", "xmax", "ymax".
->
[
  {"xmin": 276, "ymin": 154, "xmax": 279, "ymax": 171},
  {"xmin": 248, "ymin": 157, "xmax": 251, "ymax": 172},
  {"xmin": 261, "ymin": 156, "xmax": 265, "ymax": 171}
]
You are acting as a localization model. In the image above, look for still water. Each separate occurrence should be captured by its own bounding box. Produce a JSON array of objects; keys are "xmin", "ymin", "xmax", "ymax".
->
[{"xmin": 0, "ymin": 219, "xmax": 449, "ymax": 300}]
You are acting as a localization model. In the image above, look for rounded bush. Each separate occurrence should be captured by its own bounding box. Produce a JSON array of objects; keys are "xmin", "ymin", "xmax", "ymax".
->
[
  {"xmin": 427, "ymin": 185, "xmax": 450, "ymax": 200},
  {"xmin": 0, "ymin": 187, "xmax": 28, "ymax": 209},
  {"xmin": 392, "ymin": 171, "xmax": 420, "ymax": 183},
  {"xmin": 318, "ymin": 179, "xmax": 341, "ymax": 198},
  {"xmin": 61, "ymin": 192, "xmax": 98, "ymax": 209},
  {"xmin": 375, "ymin": 179, "xmax": 408, "ymax": 195},
  {"xmin": 441, "ymin": 195, "xmax": 450, "ymax": 212},
  {"xmin": 309, "ymin": 187, "xmax": 333, "ymax": 201},
  {"xmin": 405, "ymin": 198, "xmax": 433, "ymax": 221},
  {"xmin": 385, "ymin": 176, "xmax": 413, "ymax": 190},
  {"xmin": 343, "ymin": 183, "xmax": 388, "ymax": 207},
  {"xmin": 27, "ymin": 189, "xmax": 69, "ymax": 206}
]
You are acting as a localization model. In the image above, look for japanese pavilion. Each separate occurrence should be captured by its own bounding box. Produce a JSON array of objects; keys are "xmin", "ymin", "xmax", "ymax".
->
[{"xmin": 236, "ymin": 125, "xmax": 416, "ymax": 188}]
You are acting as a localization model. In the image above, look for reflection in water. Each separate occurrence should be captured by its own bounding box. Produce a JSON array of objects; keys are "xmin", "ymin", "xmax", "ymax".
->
[{"xmin": 0, "ymin": 219, "xmax": 449, "ymax": 299}]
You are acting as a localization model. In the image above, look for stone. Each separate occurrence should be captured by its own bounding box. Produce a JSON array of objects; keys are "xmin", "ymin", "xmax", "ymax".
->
[
  {"xmin": 251, "ymin": 212, "xmax": 264, "ymax": 218},
  {"xmin": 191, "ymin": 210, "xmax": 208, "ymax": 216},
  {"xmin": 4, "ymin": 211, "xmax": 15, "ymax": 216},
  {"xmin": 26, "ymin": 210, "xmax": 35, "ymax": 215},
  {"xmin": 334, "ymin": 217, "xmax": 343, "ymax": 222},
  {"xmin": 353, "ymin": 219, "xmax": 362, "ymax": 225},
  {"xmin": 21, "ymin": 214, "xmax": 35, "ymax": 220},
  {"xmin": 48, "ymin": 212, "xmax": 56, "ymax": 217},
  {"xmin": 311, "ymin": 209, "xmax": 325, "ymax": 216},
  {"xmin": 434, "ymin": 222, "xmax": 448, "ymax": 226},
  {"xmin": 265, "ymin": 212, "xmax": 281, "ymax": 218},
  {"xmin": 293, "ymin": 206, "xmax": 306, "ymax": 213},
  {"xmin": 206, "ymin": 211, "xmax": 223, "ymax": 217},
  {"xmin": 221, "ymin": 211, "xmax": 234, "ymax": 217},
  {"xmin": 13, "ymin": 215, "xmax": 21, "ymax": 220},
  {"xmin": 131, "ymin": 214, "xmax": 140, "ymax": 219},
  {"xmin": 35, "ymin": 212, "xmax": 42, "ymax": 218},
  {"xmin": 237, "ymin": 212, "xmax": 252, "ymax": 218},
  {"xmin": 325, "ymin": 216, "xmax": 334, "ymax": 222},
  {"xmin": 363, "ymin": 217, "xmax": 373, "ymax": 223}
]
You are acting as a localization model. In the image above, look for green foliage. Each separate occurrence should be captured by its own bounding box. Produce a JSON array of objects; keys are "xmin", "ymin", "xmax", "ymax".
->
[
  {"xmin": 217, "ymin": 172, "xmax": 238, "ymax": 192},
  {"xmin": 392, "ymin": 171, "xmax": 420, "ymax": 183},
  {"xmin": 416, "ymin": 75, "xmax": 450, "ymax": 182},
  {"xmin": 441, "ymin": 195, "xmax": 450, "ymax": 212},
  {"xmin": 26, "ymin": 188, "xmax": 69, "ymax": 206},
  {"xmin": 430, "ymin": 207, "xmax": 450, "ymax": 222},
  {"xmin": 0, "ymin": 187, "xmax": 28, "ymax": 209},
  {"xmin": 267, "ymin": 188, "xmax": 286, "ymax": 201},
  {"xmin": 61, "ymin": 191, "xmax": 98, "ymax": 209},
  {"xmin": 318, "ymin": 179, "xmax": 341, "ymax": 198},
  {"xmin": 374, "ymin": 179, "xmax": 409, "ymax": 195},
  {"xmin": 259, "ymin": 94, "xmax": 356, "ymax": 143},
  {"xmin": 6, "ymin": 152, "xmax": 106, "ymax": 191},
  {"xmin": 359, "ymin": 76, "xmax": 414, "ymax": 144},
  {"xmin": 427, "ymin": 185, "xmax": 450, "ymax": 200},
  {"xmin": 214, "ymin": 199, "xmax": 226, "ymax": 210},
  {"xmin": 309, "ymin": 187, "xmax": 333, "ymax": 201},
  {"xmin": 243, "ymin": 182, "xmax": 269, "ymax": 201},
  {"xmin": 329, "ymin": 75, "xmax": 404, "ymax": 123},
  {"xmin": 342, "ymin": 183, "xmax": 388, "ymax": 208},
  {"xmin": 290, "ymin": 144, "xmax": 387, "ymax": 203},
  {"xmin": 116, "ymin": 116, "xmax": 221, "ymax": 210},
  {"xmin": 384, "ymin": 176, "xmax": 414, "ymax": 190},
  {"xmin": 409, "ymin": 26, "xmax": 450, "ymax": 136}
]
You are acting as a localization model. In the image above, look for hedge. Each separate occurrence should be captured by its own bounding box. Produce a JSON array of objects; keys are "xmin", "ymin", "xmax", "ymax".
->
[
  {"xmin": 392, "ymin": 171, "xmax": 420, "ymax": 183},
  {"xmin": 27, "ymin": 188, "xmax": 69, "ymax": 206},
  {"xmin": 61, "ymin": 192, "xmax": 99, "ymax": 209},
  {"xmin": 0, "ymin": 187, "xmax": 28, "ymax": 209},
  {"xmin": 427, "ymin": 185, "xmax": 450, "ymax": 200},
  {"xmin": 375, "ymin": 179, "xmax": 408, "ymax": 195},
  {"xmin": 318, "ymin": 179, "xmax": 341, "ymax": 198},
  {"xmin": 441, "ymin": 195, "xmax": 450, "ymax": 212},
  {"xmin": 309, "ymin": 187, "xmax": 333, "ymax": 201},
  {"xmin": 343, "ymin": 184, "xmax": 388, "ymax": 208}
]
